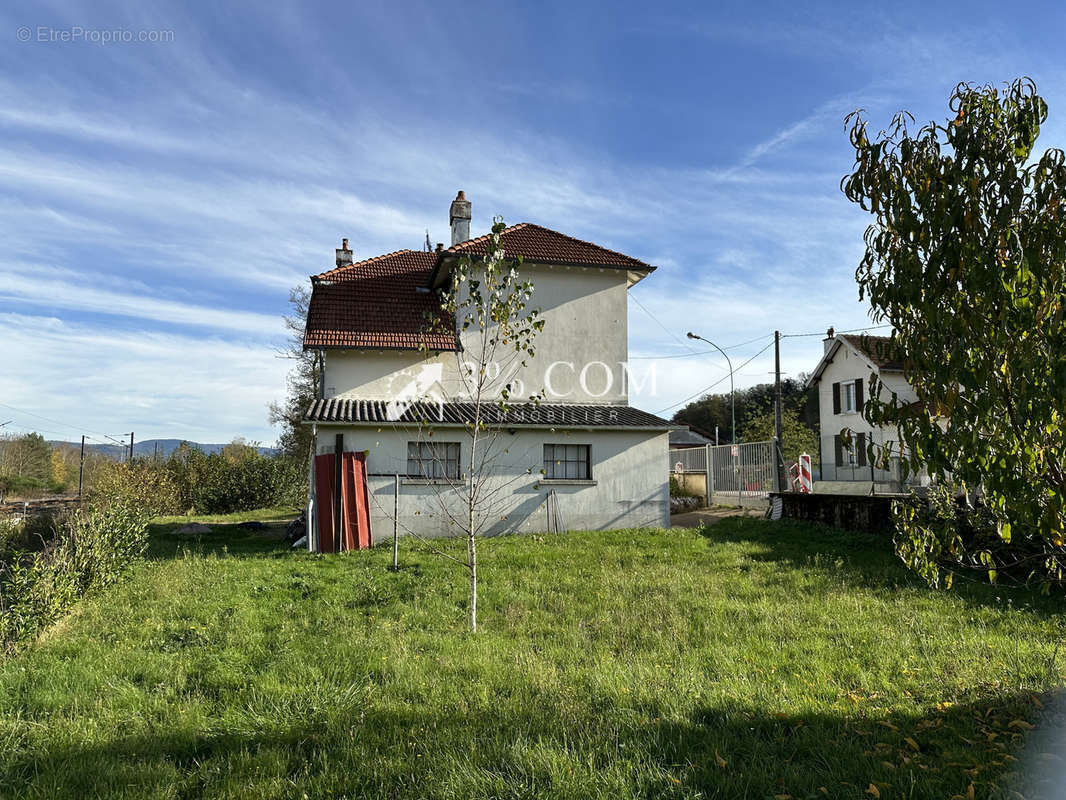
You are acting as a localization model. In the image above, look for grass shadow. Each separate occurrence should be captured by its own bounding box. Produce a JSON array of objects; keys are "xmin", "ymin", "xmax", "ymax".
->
[
  {"xmin": 145, "ymin": 519, "xmax": 297, "ymax": 561},
  {"xmin": 701, "ymin": 517, "xmax": 1066, "ymax": 617},
  {"xmin": 1, "ymin": 683, "xmax": 1057, "ymax": 798}
]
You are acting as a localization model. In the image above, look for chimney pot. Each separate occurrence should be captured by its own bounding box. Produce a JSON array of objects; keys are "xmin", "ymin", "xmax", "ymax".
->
[
  {"xmin": 449, "ymin": 190, "xmax": 471, "ymax": 246},
  {"xmin": 335, "ymin": 238, "xmax": 353, "ymax": 267},
  {"xmin": 823, "ymin": 326, "xmax": 836, "ymax": 354},
  {"xmin": 435, "ymin": 242, "xmax": 444, "ymax": 252}
]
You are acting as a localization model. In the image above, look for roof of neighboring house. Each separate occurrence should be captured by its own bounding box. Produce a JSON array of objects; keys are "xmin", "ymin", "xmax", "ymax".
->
[
  {"xmin": 304, "ymin": 398, "xmax": 675, "ymax": 430},
  {"xmin": 807, "ymin": 333, "xmax": 903, "ymax": 386},
  {"xmin": 669, "ymin": 425, "xmax": 715, "ymax": 448},
  {"xmin": 837, "ymin": 334, "xmax": 904, "ymax": 370},
  {"xmin": 303, "ymin": 250, "xmax": 459, "ymax": 351},
  {"xmin": 305, "ymin": 223, "xmax": 655, "ymax": 352}
]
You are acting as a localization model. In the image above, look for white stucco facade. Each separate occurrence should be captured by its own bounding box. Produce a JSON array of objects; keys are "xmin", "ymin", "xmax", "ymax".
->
[
  {"xmin": 811, "ymin": 335, "xmax": 923, "ymax": 493},
  {"xmin": 310, "ymin": 249, "xmax": 671, "ymax": 541},
  {"xmin": 816, "ymin": 341, "xmax": 915, "ymax": 450},
  {"xmin": 323, "ymin": 262, "xmax": 631, "ymax": 405},
  {"xmin": 312, "ymin": 424, "xmax": 670, "ymax": 537}
]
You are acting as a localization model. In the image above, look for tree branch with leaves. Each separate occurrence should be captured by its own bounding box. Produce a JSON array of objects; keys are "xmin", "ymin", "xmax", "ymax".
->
[{"xmin": 843, "ymin": 78, "xmax": 1066, "ymax": 589}]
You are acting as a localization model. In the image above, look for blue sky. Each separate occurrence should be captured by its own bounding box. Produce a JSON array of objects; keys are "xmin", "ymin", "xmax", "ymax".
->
[{"xmin": 1, "ymin": 0, "xmax": 1064, "ymax": 444}]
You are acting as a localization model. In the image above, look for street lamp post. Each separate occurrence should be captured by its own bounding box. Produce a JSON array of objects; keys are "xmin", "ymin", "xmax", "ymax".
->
[
  {"xmin": 688, "ymin": 332, "xmax": 738, "ymax": 505},
  {"xmin": 686, "ymin": 332, "xmax": 735, "ymax": 446}
]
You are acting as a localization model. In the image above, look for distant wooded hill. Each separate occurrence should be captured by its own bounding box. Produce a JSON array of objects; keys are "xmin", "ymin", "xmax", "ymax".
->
[{"xmin": 47, "ymin": 439, "xmax": 279, "ymax": 460}]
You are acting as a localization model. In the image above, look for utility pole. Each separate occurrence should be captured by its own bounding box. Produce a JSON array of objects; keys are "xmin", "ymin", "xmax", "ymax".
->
[
  {"xmin": 128, "ymin": 432, "xmax": 134, "ymax": 463},
  {"xmin": 774, "ymin": 331, "xmax": 785, "ymax": 491},
  {"xmin": 78, "ymin": 435, "xmax": 86, "ymax": 500}
]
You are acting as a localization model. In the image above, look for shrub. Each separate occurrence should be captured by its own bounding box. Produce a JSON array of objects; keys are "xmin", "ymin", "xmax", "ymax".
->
[
  {"xmin": 0, "ymin": 502, "xmax": 150, "ymax": 651},
  {"xmin": 89, "ymin": 460, "xmax": 182, "ymax": 516},
  {"xmin": 165, "ymin": 446, "xmax": 305, "ymax": 515}
]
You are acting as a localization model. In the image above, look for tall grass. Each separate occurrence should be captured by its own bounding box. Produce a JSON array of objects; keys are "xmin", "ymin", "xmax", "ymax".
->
[
  {"xmin": 0, "ymin": 503, "xmax": 149, "ymax": 651},
  {"xmin": 0, "ymin": 517, "xmax": 1063, "ymax": 798}
]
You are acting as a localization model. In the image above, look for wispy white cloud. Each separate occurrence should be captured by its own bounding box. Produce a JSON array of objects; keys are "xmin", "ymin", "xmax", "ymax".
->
[
  {"xmin": 0, "ymin": 262, "xmax": 285, "ymax": 336},
  {"xmin": 0, "ymin": 313, "xmax": 289, "ymax": 443},
  {"xmin": 2, "ymin": 3, "xmax": 1061, "ymax": 441}
]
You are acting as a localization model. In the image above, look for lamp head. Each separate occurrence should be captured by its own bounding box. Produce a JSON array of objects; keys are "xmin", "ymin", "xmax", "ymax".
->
[{"xmin": 686, "ymin": 332, "xmax": 697, "ymax": 340}]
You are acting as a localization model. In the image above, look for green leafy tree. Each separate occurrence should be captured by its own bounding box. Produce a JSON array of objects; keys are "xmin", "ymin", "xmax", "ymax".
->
[
  {"xmin": 843, "ymin": 78, "xmax": 1066, "ymax": 588},
  {"xmin": 0, "ymin": 433, "xmax": 52, "ymax": 483},
  {"xmin": 673, "ymin": 376, "xmax": 816, "ymax": 443},
  {"xmin": 268, "ymin": 286, "xmax": 320, "ymax": 466},
  {"xmin": 743, "ymin": 408, "xmax": 819, "ymax": 468}
]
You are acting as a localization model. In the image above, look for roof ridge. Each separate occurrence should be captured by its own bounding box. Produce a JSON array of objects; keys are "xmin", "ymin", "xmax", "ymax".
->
[
  {"xmin": 446, "ymin": 222, "xmax": 528, "ymax": 253},
  {"xmin": 314, "ymin": 248, "xmax": 425, "ymax": 279},
  {"xmin": 516, "ymin": 222, "xmax": 648, "ymax": 265}
]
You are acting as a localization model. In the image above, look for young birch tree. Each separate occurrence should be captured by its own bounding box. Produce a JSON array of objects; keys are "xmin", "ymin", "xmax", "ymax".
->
[{"xmin": 416, "ymin": 217, "xmax": 545, "ymax": 631}]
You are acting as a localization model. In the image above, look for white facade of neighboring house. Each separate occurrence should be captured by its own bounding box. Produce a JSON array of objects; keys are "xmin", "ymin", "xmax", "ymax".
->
[
  {"xmin": 807, "ymin": 330, "xmax": 922, "ymax": 494},
  {"xmin": 301, "ymin": 192, "xmax": 673, "ymax": 543}
]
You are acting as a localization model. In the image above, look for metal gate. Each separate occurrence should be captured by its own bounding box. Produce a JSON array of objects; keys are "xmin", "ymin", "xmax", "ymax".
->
[{"xmin": 670, "ymin": 440, "xmax": 779, "ymax": 507}]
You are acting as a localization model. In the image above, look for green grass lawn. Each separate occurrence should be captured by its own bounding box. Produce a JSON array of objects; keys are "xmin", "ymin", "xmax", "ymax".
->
[{"xmin": 1, "ymin": 515, "xmax": 1063, "ymax": 799}]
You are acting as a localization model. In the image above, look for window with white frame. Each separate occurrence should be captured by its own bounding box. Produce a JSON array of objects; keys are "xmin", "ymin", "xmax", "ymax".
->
[
  {"xmin": 843, "ymin": 382, "xmax": 857, "ymax": 412},
  {"xmin": 407, "ymin": 441, "xmax": 461, "ymax": 479},
  {"xmin": 543, "ymin": 444, "xmax": 591, "ymax": 480}
]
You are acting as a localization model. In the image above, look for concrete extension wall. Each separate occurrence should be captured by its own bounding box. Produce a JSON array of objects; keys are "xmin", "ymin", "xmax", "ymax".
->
[
  {"xmin": 313, "ymin": 425, "xmax": 670, "ymax": 540},
  {"xmin": 323, "ymin": 263, "xmax": 631, "ymax": 405}
]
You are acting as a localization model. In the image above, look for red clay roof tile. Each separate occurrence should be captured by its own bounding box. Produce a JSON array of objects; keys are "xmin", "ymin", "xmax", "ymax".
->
[
  {"xmin": 304, "ymin": 224, "xmax": 653, "ymax": 351},
  {"xmin": 304, "ymin": 250, "xmax": 457, "ymax": 351},
  {"xmin": 446, "ymin": 223, "xmax": 653, "ymax": 269}
]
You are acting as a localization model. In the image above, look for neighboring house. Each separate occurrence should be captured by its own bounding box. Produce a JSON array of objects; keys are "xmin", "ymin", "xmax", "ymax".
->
[
  {"xmin": 669, "ymin": 424, "xmax": 716, "ymax": 449},
  {"xmin": 301, "ymin": 191, "xmax": 674, "ymax": 542},
  {"xmin": 807, "ymin": 328, "xmax": 925, "ymax": 493}
]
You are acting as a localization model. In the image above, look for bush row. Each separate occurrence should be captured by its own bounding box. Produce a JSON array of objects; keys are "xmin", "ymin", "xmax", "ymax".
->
[
  {"xmin": 89, "ymin": 445, "xmax": 306, "ymax": 516},
  {"xmin": 0, "ymin": 502, "xmax": 150, "ymax": 652}
]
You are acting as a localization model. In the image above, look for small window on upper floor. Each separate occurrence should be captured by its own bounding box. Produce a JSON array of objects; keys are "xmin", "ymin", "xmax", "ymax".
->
[{"xmin": 843, "ymin": 382, "xmax": 856, "ymax": 413}]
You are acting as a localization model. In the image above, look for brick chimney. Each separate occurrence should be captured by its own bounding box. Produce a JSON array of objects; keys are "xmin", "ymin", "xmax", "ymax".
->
[
  {"xmin": 336, "ymin": 238, "xmax": 353, "ymax": 267},
  {"xmin": 823, "ymin": 326, "xmax": 835, "ymax": 354},
  {"xmin": 449, "ymin": 190, "xmax": 471, "ymax": 246}
]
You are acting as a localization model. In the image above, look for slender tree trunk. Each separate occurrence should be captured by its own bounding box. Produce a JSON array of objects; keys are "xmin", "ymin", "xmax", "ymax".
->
[
  {"xmin": 468, "ymin": 528, "xmax": 477, "ymax": 631},
  {"xmin": 467, "ymin": 415, "xmax": 479, "ymax": 632}
]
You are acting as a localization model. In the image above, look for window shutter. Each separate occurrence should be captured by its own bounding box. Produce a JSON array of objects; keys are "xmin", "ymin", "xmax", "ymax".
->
[
  {"xmin": 854, "ymin": 378, "xmax": 864, "ymax": 413},
  {"xmin": 856, "ymin": 432, "xmax": 867, "ymax": 467},
  {"xmin": 832, "ymin": 382, "xmax": 841, "ymax": 414},
  {"xmin": 833, "ymin": 435, "xmax": 843, "ymax": 467}
]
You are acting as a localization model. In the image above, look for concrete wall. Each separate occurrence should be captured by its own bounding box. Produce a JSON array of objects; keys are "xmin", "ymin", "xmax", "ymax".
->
[
  {"xmin": 312, "ymin": 425, "xmax": 670, "ymax": 540},
  {"xmin": 323, "ymin": 262, "xmax": 631, "ymax": 405}
]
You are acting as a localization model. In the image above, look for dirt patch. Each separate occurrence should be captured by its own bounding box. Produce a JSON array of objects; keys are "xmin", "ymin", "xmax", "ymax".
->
[{"xmin": 670, "ymin": 506, "xmax": 764, "ymax": 529}]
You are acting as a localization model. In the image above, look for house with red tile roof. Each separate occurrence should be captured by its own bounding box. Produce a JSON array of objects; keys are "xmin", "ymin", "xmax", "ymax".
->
[
  {"xmin": 807, "ymin": 329, "xmax": 928, "ymax": 493},
  {"xmin": 300, "ymin": 191, "xmax": 674, "ymax": 547}
]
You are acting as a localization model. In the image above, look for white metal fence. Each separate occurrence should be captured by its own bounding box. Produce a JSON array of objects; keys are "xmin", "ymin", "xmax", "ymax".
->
[{"xmin": 670, "ymin": 440, "xmax": 779, "ymax": 505}]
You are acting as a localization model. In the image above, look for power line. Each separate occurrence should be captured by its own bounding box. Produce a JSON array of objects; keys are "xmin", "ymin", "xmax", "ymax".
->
[
  {"xmin": 630, "ymin": 294, "xmax": 700, "ymax": 354},
  {"xmin": 0, "ymin": 400, "xmax": 118, "ymax": 440},
  {"xmin": 781, "ymin": 323, "xmax": 892, "ymax": 339},
  {"xmin": 655, "ymin": 339, "xmax": 776, "ymax": 415}
]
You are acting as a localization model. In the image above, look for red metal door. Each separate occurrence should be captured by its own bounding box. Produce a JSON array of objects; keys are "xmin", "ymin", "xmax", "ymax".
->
[{"xmin": 313, "ymin": 451, "xmax": 372, "ymax": 552}]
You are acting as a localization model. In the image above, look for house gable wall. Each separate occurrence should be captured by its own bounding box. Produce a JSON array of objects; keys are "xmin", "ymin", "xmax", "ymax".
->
[
  {"xmin": 817, "ymin": 341, "xmax": 917, "ymax": 449},
  {"xmin": 322, "ymin": 262, "xmax": 630, "ymax": 405}
]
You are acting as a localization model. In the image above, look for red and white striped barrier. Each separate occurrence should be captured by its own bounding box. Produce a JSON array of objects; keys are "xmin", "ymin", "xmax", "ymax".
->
[{"xmin": 797, "ymin": 453, "xmax": 813, "ymax": 493}]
